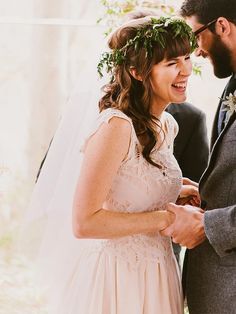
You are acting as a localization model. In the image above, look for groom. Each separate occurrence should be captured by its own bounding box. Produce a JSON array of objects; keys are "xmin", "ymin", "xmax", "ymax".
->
[{"xmin": 161, "ymin": 0, "xmax": 236, "ymax": 313}]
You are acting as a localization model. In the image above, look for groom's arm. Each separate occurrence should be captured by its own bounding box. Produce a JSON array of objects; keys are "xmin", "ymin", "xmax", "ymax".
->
[{"xmin": 204, "ymin": 205, "xmax": 236, "ymax": 257}]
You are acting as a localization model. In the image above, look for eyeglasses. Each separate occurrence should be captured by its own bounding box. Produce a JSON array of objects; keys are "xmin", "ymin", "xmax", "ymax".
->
[{"xmin": 194, "ymin": 19, "xmax": 218, "ymax": 36}]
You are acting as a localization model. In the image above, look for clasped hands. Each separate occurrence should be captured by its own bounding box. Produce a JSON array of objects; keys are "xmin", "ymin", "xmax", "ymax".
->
[{"xmin": 161, "ymin": 177, "xmax": 206, "ymax": 249}]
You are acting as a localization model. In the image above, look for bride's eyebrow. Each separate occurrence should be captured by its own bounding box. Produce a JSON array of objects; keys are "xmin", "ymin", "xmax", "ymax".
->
[{"xmin": 166, "ymin": 58, "xmax": 179, "ymax": 62}]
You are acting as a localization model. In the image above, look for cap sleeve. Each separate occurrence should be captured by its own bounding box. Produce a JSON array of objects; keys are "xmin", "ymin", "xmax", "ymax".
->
[
  {"xmin": 81, "ymin": 108, "xmax": 138, "ymax": 162},
  {"xmin": 164, "ymin": 111, "xmax": 179, "ymax": 138}
]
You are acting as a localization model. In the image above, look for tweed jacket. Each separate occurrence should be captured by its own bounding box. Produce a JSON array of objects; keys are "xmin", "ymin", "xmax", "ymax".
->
[{"xmin": 185, "ymin": 94, "xmax": 236, "ymax": 314}]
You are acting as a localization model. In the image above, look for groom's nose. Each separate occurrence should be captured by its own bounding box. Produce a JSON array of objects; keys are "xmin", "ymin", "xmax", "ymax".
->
[
  {"xmin": 194, "ymin": 46, "xmax": 202, "ymax": 57},
  {"xmin": 194, "ymin": 46, "xmax": 208, "ymax": 58}
]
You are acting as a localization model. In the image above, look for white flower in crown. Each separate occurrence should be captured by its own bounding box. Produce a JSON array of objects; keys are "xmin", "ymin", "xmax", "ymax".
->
[{"xmin": 222, "ymin": 90, "xmax": 236, "ymax": 124}]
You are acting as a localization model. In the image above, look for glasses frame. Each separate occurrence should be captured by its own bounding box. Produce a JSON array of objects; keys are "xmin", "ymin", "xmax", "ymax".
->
[{"xmin": 194, "ymin": 19, "xmax": 218, "ymax": 36}]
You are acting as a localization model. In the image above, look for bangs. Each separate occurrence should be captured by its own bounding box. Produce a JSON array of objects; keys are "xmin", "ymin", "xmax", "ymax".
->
[
  {"xmin": 152, "ymin": 35, "xmax": 192, "ymax": 63},
  {"xmin": 166, "ymin": 36, "xmax": 192, "ymax": 59}
]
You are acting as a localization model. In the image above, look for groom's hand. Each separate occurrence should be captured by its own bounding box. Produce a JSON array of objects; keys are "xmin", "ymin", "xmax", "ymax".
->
[{"xmin": 160, "ymin": 203, "xmax": 206, "ymax": 249}]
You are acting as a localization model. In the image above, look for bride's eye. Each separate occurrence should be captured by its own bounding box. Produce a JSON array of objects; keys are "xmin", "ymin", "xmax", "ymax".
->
[{"xmin": 167, "ymin": 61, "xmax": 177, "ymax": 66}]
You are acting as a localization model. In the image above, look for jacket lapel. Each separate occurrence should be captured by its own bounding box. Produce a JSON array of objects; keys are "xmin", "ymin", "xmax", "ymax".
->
[
  {"xmin": 200, "ymin": 111, "xmax": 236, "ymax": 190},
  {"xmin": 211, "ymin": 101, "xmax": 222, "ymax": 149},
  {"xmin": 210, "ymin": 89, "xmax": 226, "ymax": 149}
]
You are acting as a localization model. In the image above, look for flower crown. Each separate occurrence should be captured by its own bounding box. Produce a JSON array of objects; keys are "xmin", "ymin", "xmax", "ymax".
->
[{"xmin": 97, "ymin": 17, "xmax": 197, "ymax": 77}]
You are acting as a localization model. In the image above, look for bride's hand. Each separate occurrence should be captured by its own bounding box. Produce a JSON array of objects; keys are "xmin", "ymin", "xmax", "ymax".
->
[
  {"xmin": 177, "ymin": 184, "xmax": 200, "ymax": 206},
  {"xmin": 182, "ymin": 177, "xmax": 198, "ymax": 187}
]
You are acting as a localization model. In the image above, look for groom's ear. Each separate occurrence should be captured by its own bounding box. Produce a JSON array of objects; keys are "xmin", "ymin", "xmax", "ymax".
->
[{"xmin": 216, "ymin": 17, "xmax": 231, "ymax": 37}]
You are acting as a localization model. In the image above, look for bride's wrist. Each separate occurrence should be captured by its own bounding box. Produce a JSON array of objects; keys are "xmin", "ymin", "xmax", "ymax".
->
[{"xmin": 155, "ymin": 210, "xmax": 175, "ymax": 231}]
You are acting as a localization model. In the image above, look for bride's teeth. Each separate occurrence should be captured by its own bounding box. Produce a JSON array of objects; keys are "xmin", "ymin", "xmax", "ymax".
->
[{"xmin": 173, "ymin": 83, "xmax": 186, "ymax": 88}]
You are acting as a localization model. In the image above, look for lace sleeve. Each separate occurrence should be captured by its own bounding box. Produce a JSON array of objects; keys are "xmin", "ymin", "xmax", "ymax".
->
[
  {"xmin": 81, "ymin": 108, "xmax": 138, "ymax": 161},
  {"xmin": 164, "ymin": 111, "xmax": 179, "ymax": 139}
]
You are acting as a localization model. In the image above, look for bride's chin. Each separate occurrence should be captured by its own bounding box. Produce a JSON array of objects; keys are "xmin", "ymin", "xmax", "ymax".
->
[{"xmin": 177, "ymin": 95, "xmax": 187, "ymax": 103}]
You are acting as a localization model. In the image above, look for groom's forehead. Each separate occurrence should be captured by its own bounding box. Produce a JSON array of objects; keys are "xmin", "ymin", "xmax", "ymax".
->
[{"xmin": 185, "ymin": 15, "xmax": 202, "ymax": 31}]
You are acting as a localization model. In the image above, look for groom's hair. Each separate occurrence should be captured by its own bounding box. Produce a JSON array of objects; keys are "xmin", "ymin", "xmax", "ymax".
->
[{"xmin": 180, "ymin": 0, "xmax": 236, "ymax": 26}]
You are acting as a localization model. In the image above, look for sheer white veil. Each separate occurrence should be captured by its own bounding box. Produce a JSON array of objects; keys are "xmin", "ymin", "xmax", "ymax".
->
[{"xmin": 20, "ymin": 53, "xmax": 108, "ymax": 306}]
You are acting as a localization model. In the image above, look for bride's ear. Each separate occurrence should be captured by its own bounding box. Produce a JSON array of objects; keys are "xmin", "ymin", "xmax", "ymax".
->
[{"xmin": 129, "ymin": 66, "xmax": 143, "ymax": 81}]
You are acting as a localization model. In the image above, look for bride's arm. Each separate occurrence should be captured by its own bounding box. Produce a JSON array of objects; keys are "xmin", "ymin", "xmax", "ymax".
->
[{"xmin": 72, "ymin": 116, "xmax": 174, "ymax": 239}]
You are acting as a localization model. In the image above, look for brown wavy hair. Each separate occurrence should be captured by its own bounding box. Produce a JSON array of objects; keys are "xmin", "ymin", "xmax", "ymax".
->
[{"xmin": 99, "ymin": 17, "xmax": 191, "ymax": 167}]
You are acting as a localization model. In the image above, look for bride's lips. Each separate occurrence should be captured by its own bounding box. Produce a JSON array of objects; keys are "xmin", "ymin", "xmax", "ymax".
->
[{"xmin": 171, "ymin": 81, "xmax": 188, "ymax": 93}]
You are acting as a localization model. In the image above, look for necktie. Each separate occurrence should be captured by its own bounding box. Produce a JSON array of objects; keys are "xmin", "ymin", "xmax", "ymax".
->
[{"xmin": 218, "ymin": 75, "xmax": 236, "ymax": 135}]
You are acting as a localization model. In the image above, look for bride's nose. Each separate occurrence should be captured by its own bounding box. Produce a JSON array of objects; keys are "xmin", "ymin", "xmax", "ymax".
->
[{"xmin": 179, "ymin": 61, "xmax": 192, "ymax": 77}]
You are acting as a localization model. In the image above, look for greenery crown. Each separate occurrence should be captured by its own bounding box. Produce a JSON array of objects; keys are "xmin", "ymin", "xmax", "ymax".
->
[{"xmin": 97, "ymin": 16, "xmax": 197, "ymax": 77}]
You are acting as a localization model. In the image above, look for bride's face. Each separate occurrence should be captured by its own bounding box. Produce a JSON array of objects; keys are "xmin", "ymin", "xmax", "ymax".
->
[{"xmin": 149, "ymin": 54, "xmax": 192, "ymax": 110}]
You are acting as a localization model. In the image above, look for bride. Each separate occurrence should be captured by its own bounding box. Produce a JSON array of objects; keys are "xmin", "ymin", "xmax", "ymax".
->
[{"xmin": 25, "ymin": 16, "xmax": 200, "ymax": 314}]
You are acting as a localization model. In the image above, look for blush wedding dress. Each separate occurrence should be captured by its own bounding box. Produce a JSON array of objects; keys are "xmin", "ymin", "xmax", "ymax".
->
[
  {"xmin": 24, "ymin": 106, "xmax": 183, "ymax": 314},
  {"xmin": 36, "ymin": 109, "xmax": 183, "ymax": 314}
]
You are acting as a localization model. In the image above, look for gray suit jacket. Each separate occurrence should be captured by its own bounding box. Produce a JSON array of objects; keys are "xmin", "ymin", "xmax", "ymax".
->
[{"xmin": 185, "ymin": 102, "xmax": 236, "ymax": 314}]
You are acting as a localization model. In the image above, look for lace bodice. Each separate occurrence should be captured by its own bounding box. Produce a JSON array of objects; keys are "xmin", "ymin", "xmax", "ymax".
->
[
  {"xmin": 88, "ymin": 108, "xmax": 182, "ymax": 212},
  {"xmin": 84, "ymin": 108, "xmax": 182, "ymax": 265}
]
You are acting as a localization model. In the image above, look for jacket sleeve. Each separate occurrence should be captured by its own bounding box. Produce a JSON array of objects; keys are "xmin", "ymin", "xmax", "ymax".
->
[{"xmin": 204, "ymin": 205, "xmax": 236, "ymax": 257}]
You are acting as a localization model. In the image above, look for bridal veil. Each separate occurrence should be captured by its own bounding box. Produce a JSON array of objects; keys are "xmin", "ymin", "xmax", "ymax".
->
[{"xmin": 20, "ymin": 54, "xmax": 108, "ymax": 308}]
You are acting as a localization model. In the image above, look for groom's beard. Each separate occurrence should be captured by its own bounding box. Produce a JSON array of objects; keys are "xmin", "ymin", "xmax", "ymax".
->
[{"xmin": 209, "ymin": 36, "xmax": 233, "ymax": 78}]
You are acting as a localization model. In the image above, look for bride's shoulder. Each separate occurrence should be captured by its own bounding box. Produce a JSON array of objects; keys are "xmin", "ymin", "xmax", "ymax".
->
[
  {"xmin": 97, "ymin": 108, "xmax": 133, "ymax": 130},
  {"xmin": 81, "ymin": 108, "xmax": 132, "ymax": 153},
  {"xmin": 162, "ymin": 111, "xmax": 179, "ymax": 138},
  {"xmin": 98, "ymin": 108, "xmax": 131, "ymax": 121}
]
